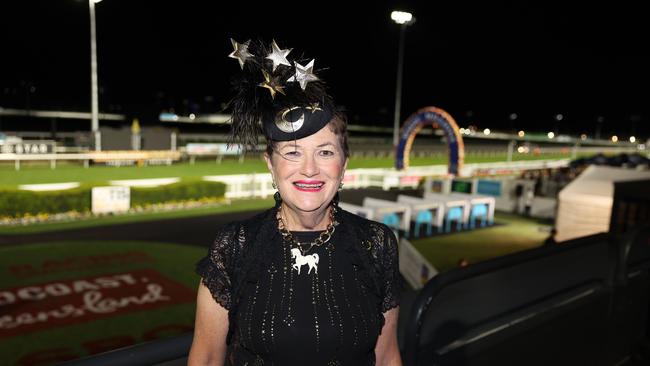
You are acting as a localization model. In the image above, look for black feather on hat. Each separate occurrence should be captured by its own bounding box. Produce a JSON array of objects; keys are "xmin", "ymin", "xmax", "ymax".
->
[{"xmin": 225, "ymin": 38, "xmax": 336, "ymax": 150}]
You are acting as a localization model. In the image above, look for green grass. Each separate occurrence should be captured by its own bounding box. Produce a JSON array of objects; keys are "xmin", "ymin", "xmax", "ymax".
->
[
  {"xmin": 411, "ymin": 212, "xmax": 552, "ymax": 272},
  {"xmin": 0, "ymin": 153, "xmax": 577, "ymax": 189},
  {"xmin": 0, "ymin": 197, "xmax": 274, "ymax": 235},
  {"xmin": 0, "ymin": 240, "xmax": 205, "ymax": 366}
]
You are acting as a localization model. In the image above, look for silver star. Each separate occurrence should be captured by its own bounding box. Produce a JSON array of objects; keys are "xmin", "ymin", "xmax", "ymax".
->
[
  {"xmin": 258, "ymin": 70, "xmax": 286, "ymax": 99},
  {"xmin": 287, "ymin": 59, "xmax": 319, "ymax": 90},
  {"xmin": 266, "ymin": 40, "xmax": 292, "ymax": 72},
  {"xmin": 228, "ymin": 38, "xmax": 252, "ymax": 70}
]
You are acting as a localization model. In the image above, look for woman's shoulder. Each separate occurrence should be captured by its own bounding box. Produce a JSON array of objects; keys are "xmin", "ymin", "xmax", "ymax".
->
[{"xmin": 210, "ymin": 207, "xmax": 277, "ymax": 249}]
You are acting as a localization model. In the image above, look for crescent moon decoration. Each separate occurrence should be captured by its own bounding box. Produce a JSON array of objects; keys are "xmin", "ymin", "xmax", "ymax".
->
[{"xmin": 276, "ymin": 107, "xmax": 305, "ymax": 133}]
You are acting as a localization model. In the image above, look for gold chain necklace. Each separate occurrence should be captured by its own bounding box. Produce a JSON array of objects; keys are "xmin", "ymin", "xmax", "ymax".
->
[{"xmin": 277, "ymin": 205, "xmax": 339, "ymax": 256}]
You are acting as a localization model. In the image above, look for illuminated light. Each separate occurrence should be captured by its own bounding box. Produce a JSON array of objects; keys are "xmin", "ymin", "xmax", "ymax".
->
[
  {"xmin": 391, "ymin": 11, "xmax": 414, "ymax": 24},
  {"xmin": 547, "ymin": 132, "xmax": 555, "ymax": 139},
  {"xmin": 517, "ymin": 146, "xmax": 525, "ymax": 153},
  {"xmin": 483, "ymin": 128, "xmax": 491, "ymax": 136},
  {"xmin": 611, "ymin": 135, "xmax": 618, "ymax": 143},
  {"xmin": 580, "ymin": 134, "xmax": 587, "ymax": 140},
  {"xmin": 638, "ymin": 144, "xmax": 646, "ymax": 150},
  {"xmin": 459, "ymin": 128, "xmax": 465, "ymax": 134},
  {"xmin": 555, "ymin": 114, "xmax": 563, "ymax": 121},
  {"xmin": 629, "ymin": 136, "xmax": 636, "ymax": 143},
  {"xmin": 509, "ymin": 113, "xmax": 518, "ymax": 120},
  {"xmin": 518, "ymin": 130, "xmax": 525, "ymax": 138},
  {"xmin": 189, "ymin": 113, "xmax": 196, "ymax": 120}
]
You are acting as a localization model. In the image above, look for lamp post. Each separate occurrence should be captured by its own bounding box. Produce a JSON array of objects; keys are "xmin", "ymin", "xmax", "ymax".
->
[
  {"xmin": 89, "ymin": 0, "xmax": 102, "ymax": 150},
  {"xmin": 391, "ymin": 10, "xmax": 415, "ymax": 147}
]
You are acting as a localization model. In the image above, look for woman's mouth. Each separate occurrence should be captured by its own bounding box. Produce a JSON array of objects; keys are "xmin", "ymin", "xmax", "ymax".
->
[{"xmin": 293, "ymin": 181, "xmax": 325, "ymax": 192}]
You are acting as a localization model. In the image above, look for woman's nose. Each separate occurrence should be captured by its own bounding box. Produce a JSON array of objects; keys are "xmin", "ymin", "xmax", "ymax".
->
[{"xmin": 300, "ymin": 154, "xmax": 319, "ymax": 176}]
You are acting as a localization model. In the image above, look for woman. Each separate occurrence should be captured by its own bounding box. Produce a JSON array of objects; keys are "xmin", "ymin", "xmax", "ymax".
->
[{"xmin": 188, "ymin": 39, "xmax": 402, "ymax": 366}]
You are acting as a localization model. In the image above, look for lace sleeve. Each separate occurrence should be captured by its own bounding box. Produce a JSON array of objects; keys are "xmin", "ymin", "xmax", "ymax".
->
[
  {"xmin": 379, "ymin": 225, "xmax": 401, "ymax": 312},
  {"xmin": 196, "ymin": 223, "xmax": 241, "ymax": 310}
]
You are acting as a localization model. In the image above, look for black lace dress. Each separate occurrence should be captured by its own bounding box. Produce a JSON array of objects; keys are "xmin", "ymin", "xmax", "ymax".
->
[{"xmin": 196, "ymin": 207, "xmax": 401, "ymax": 366}]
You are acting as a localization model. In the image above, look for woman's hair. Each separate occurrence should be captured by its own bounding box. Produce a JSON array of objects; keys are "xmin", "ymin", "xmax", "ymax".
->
[{"xmin": 265, "ymin": 110, "xmax": 350, "ymax": 160}]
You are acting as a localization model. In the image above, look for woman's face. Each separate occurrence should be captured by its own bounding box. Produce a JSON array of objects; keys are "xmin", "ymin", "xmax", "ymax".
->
[{"xmin": 265, "ymin": 124, "xmax": 348, "ymax": 215}]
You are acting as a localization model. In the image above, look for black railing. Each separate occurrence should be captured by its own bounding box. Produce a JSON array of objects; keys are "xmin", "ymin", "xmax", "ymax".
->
[{"xmin": 58, "ymin": 333, "xmax": 192, "ymax": 366}]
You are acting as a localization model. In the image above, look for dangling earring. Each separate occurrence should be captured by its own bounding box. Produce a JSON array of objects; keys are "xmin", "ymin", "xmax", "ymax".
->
[
  {"xmin": 338, "ymin": 182, "xmax": 344, "ymax": 191},
  {"xmin": 274, "ymin": 191, "xmax": 282, "ymax": 207},
  {"xmin": 272, "ymin": 182, "xmax": 277, "ymax": 189}
]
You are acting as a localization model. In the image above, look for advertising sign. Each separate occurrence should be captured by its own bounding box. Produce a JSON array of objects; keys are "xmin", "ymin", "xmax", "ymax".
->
[
  {"xmin": 398, "ymin": 238, "xmax": 438, "ymax": 290},
  {"xmin": 91, "ymin": 186, "xmax": 130, "ymax": 214}
]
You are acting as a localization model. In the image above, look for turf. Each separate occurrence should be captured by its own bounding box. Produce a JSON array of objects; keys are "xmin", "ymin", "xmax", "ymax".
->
[
  {"xmin": 0, "ymin": 240, "xmax": 205, "ymax": 366},
  {"xmin": 411, "ymin": 212, "xmax": 552, "ymax": 272}
]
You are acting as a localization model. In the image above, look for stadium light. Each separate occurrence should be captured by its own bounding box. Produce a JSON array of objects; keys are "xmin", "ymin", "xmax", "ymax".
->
[
  {"xmin": 547, "ymin": 132, "xmax": 555, "ymax": 139},
  {"xmin": 391, "ymin": 10, "xmax": 415, "ymax": 147},
  {"xmin": 483, "ymin": 128, "xmax": 491, "ymax": 136},
  {"xmin": 630, "ymin": 136, "xmax": 636, "ymax": 143},
  {"xmin": 518, "ymin": 130, "xmax": 525, "ymax": 138},
  {"xmin": 89, "ymin": 0, "xmax": 103, "ymax": 150},
  {"xmin": 611, "ymin": 135, "xmax": 618, "ymax": 143}
]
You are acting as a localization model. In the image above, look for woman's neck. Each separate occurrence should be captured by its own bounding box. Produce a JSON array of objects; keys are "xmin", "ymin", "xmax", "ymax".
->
[{"xmin": 280, "ymin": 203, "xmax": 330, "ymax": 231}]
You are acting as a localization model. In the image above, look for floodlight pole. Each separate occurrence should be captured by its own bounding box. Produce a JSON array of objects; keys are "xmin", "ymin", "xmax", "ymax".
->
[
  {"xmin": 89, "ymin": 0, "xmax": 101, "ymax": 150},
  {"xmin": 393, "ymin": 24, "xmax": 407, "ymax": 147}
]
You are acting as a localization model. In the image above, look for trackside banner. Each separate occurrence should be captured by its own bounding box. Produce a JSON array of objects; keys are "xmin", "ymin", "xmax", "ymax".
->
[{"xmin": 0, "ymin": 269, "xmax": 195, "ymax": 338}]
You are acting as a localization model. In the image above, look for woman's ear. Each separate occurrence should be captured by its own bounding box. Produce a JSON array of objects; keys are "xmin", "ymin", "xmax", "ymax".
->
[{"xmin": 264, "ymin": 151, "xmax": 274, "ymax": 172}]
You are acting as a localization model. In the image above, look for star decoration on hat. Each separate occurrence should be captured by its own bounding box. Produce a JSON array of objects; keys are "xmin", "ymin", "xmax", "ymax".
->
[
  {"xmin": 305, "ymin": 102, "xmax": 323, "ymax": 114},
  {"xmin": 228, "ymin": 38, "xmax": 252, "ymax": 69},
  {"xmin": 266, "ymin": 40, "xmax": 292, "ymax": 72},
  {"xmin": 258, "ymin": 69, "xmax": 286, "ymax": 99},
  {"xmin": 287, "ymin": 59, "xmax": 319, "ymax": 90}
]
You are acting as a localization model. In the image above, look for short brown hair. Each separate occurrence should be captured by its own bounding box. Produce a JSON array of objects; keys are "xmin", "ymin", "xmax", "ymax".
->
[{"xmin": 265, "ymin": 111, "xmax": 350, "ymax": 159}]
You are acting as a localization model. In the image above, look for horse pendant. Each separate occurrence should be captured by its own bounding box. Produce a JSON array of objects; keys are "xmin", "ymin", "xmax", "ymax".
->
[{"xmin": 290, "ymin": 248, "xmax": 319, "ymax": 275}]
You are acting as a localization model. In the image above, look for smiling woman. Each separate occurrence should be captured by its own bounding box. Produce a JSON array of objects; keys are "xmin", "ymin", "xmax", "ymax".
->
[{"xmin": 188, "ymin": 39, "xmax": 402, "ymax": 366}]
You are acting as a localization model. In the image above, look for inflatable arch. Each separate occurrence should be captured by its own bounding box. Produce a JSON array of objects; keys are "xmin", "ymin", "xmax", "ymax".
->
[{"xmin": 395, "ymin": 106, "xmax": 465, "ymax": 176}]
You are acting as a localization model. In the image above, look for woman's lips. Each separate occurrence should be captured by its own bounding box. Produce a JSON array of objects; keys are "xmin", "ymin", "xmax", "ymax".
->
[{"xmin": 293, "ymin": 180, "xmax": 325, "ymax": 192}]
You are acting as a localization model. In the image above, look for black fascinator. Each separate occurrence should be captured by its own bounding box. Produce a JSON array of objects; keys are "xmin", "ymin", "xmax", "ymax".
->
[{"xmin": 226, "ymin": 38, "xmax": 336, "ymax": 149}]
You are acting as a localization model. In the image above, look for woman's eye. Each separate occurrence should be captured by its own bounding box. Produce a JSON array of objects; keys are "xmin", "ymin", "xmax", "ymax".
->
[
  {"xmin": 319, "ymin": 150, "xmax": 335, "ymax": 157},
  {"xmin": 284, "ymin": 151, "xmax": 301, "ymax": 158}
]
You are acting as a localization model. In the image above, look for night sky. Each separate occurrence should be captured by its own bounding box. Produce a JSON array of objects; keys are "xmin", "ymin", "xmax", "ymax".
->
[{"xmin": 1, "ymin": 1, "xmax": 648, "ymax": 138}]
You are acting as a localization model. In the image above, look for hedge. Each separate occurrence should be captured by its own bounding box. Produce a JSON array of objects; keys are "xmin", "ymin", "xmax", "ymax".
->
[
  {"xmin": 0, "ymin": 187, "xmax": 91, "ymax": 218},
  {"xmin": 130, "ymin": 180, "xmax": 226, "ymax": 207},
  {"xmin": 0, "ymin": 181, "xmax": 227, "ymax": 218}
]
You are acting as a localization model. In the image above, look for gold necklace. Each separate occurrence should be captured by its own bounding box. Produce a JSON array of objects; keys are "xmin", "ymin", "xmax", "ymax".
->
[{"xmin": 277, "ymin": 205, "xmax": 338, "ymax": 256}]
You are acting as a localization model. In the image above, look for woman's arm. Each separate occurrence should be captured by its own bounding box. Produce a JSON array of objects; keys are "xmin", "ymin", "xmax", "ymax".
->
[
  {"xmin": 375, "ymin": 306, "xmax": 402, "ymax": 366},
  {"xmin": 187, "ymin": 282, "xmax": 229, "ymax": 366}
]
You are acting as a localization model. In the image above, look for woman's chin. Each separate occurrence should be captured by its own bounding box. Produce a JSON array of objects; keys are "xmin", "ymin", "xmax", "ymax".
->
[{"xmin": 285, "ymin": 197, "xmax": 329, "ymax": 213}]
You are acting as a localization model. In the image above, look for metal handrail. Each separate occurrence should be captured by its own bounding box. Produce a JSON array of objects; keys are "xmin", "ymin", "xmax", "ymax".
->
[{"xmin": 57, "ymin": 332, "xmax": 192, "ymax": 366}]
